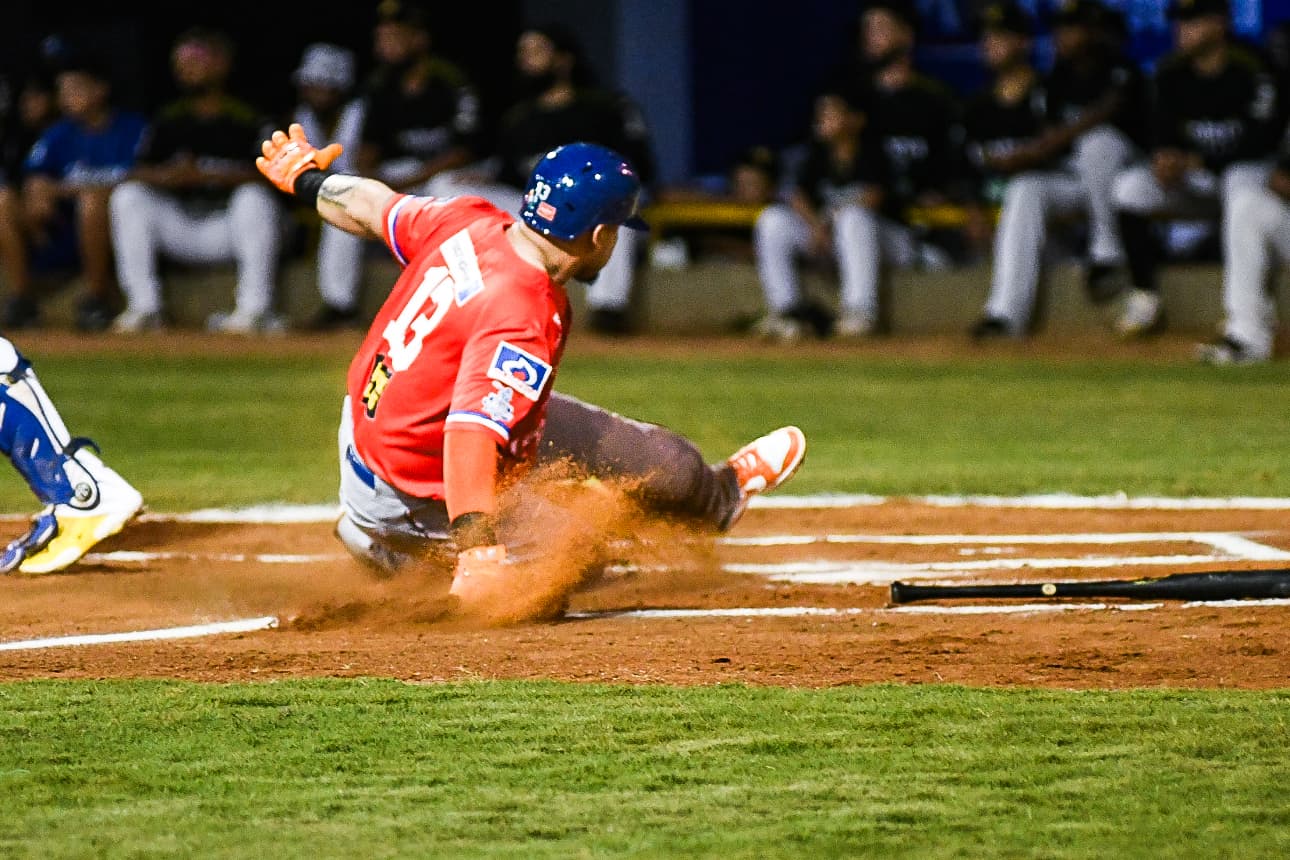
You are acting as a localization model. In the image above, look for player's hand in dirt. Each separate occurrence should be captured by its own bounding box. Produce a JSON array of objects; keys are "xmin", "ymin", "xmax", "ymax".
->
[
  {"xmin": 256, "ymin": 123, "xmax": 343, "ymax": 193},
  {"xmin": 450, "ymin": 545, "xmax": 572, "ymax": 625}
]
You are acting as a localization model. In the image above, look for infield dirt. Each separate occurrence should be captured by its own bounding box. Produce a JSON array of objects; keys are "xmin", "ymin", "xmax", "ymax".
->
[{"xmin": 1, "ymin": 503, "xmax": 1286, "ymax": 690}]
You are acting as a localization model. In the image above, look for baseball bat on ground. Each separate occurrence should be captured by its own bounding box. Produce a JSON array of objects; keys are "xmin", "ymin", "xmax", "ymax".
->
[{"xmin": 889, "ymin": 569, "xmax": 1290, "ymax": 604}]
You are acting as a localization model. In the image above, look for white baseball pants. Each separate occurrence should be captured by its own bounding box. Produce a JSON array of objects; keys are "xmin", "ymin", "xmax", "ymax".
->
[
  {"xmin": 754, "ymin": 202, "xmax": 917, "ymax": 322},
  {"xmin": 1219, "ymin": 184, "xmax": 1287, "ymax": 359},
  {"xmin": 982, "ymin": 126, "xmax": 1134, "ymax": 331},
  {"xmin": 109, "ymin": 181, "xmax": 283, "ymax": 317}
]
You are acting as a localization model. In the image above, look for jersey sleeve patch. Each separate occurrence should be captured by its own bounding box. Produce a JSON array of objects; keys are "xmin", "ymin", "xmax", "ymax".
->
[{"xmin": 486, "ymin": 341, "xmax": 552, "ymax": 402}]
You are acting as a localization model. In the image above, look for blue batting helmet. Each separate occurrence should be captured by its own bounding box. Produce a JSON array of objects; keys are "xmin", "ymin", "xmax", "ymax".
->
[{"xmin": 520, "ymin": 142, "xmax": 649, "ymax": 241}]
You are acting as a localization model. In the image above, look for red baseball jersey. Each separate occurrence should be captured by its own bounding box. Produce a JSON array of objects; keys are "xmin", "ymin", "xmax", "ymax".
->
[{"xmin": 347, "ymin": 194, "xmax": 570, "ymax": 499}]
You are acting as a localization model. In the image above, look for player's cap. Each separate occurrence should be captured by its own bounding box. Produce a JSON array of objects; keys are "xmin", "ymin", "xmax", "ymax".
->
[
  {"xmin": 376, "ymin": 0, "xmax": 429, "ymax": 30},
  {"xmin": 520, "ymin": 142, "xmax": 649, "ymax": 242},
  {"xmin": 980, "ymin": 1, "xmax": 1033, "ymax": 36},
  {"xmin": 1052, "ymin": 0, "xmax": 1107, "ymax": 28},
  {"xmin": 293, "ymin": 43, "xmax": 356, "ymax": 91},
  {"xmin": 1168, "ymin": 0, "xmax": 1229, "ymax": 21},
  {"xmin": 863, "ymin": 0, "xmax": 920, "ymax": 32}
]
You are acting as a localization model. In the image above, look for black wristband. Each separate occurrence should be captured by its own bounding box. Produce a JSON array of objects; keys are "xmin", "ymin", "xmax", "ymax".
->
[
  {"xmin": 294, "ymin": 169, "xmax": 330, "ymax": 206},
  {"xmin": 450, "ymin": 512, "xmax": 498, "ymax": 550}
]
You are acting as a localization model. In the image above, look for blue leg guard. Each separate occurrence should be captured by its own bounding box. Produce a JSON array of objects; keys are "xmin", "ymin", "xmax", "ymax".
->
[{"xmin": 0, "ymin": 340, "xmax": 102, "ymax": 510}]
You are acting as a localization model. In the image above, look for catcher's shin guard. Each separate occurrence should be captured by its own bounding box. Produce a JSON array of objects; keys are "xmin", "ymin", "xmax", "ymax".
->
[
  {"xmin": 0, "ymin": 339, "xmax": 142, "ymax": 573},
  {"xmin": 0, "ymin": 343, "xmax": 102, "ymax": 509}
]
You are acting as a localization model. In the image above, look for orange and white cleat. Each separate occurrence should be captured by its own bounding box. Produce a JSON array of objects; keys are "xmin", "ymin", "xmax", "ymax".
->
[{"xmin": 722, "ymin": 425, "xmax": 807, "ymax": 529}]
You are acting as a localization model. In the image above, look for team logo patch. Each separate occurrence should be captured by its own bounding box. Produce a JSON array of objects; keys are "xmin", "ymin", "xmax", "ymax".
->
[
  {"xmin": 482, "ymin": 384, "xmax": 515, "ymax": 424},
  {"xmin": 536, "ymin": 201, "xmax": 557, "ymax": 221},
  {"xmin": 486, "ymin": 341, "xmax": 552, "ymax": 402}
]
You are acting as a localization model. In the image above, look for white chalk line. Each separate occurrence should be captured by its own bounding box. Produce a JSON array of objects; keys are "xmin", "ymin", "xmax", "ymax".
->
[
  {"xmin": 5, "ymin": 494, "xmax": 1290, "ymax": 525},
  {"xmin": 83, "ymin": 550, "xmax": 345, "ymax": 565},
  {"xmin": 8, "ymin": 594, "xmax": 1288, "ymax": 652},
  {"xmin": 569, "ymin": 599, "xmax": 1290, "ymax": 621},
  {"xmin": 0, "ymin": 616, "xmax": 279, "ymax": 652}
]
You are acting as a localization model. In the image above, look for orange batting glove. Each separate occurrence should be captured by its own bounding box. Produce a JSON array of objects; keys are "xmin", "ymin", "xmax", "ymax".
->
[{"xmin": 256, "ymin": 123, "xmax": 343, "ymax": 194}]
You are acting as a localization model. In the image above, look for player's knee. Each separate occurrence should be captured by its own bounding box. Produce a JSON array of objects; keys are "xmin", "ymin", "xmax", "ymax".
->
[
  {"xmin": 1002, "ymin": 175, "xmax": 1045, "ymax": 209},
  {"xmin": 1111, "ymin": 170, "xmax": 1153, "ymax": 213},
  {"xmin": 108, "ymin": 180, "xmax": 148, "ymax": 216},
  {"xmin": 1228, "ymin": 185, "xmax": 1278, "ymax": 232},
  {"xmin": 754, "ymin": 205, "xmax": 794, "ymax": 243},
  {"xmin": 335, "ymin": 513, "xmax": 415, "ymax": 576}
]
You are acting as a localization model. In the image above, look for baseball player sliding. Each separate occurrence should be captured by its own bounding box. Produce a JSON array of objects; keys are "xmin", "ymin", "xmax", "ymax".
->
[{"xmin": 256, "ymin": 124, "xmax": 806, "ymax": 617}]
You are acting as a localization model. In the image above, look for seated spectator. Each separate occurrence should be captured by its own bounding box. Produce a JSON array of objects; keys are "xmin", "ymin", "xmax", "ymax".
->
[
  {"xmin": 1111, "ymin": 0, "xmax": 1279, "ymax": 337},
  {"xmin": 1195, "ymin": 132, "xmax": 1290, "ymax": 364},
  {"xmin": 966, "ymin": 0, "xmax": 1147, "ymax": 338},
  {"xmin": 854, "ymin": 0, "xmax": 963, "ymax": 277},
  {"xmin": 109, "ymin": 28, "xmax": 282, "ymax": 334},
  {"xmin": 7, "ymin": 56, "xmax": 146, "ymax": 331},
  {"xmin": 959, "ymin": 1, "xmax": 1046, "ymax": 271},
  {"xmin": 0, "ymin": 74, "xmax": 58, "ymax": 328},
  {"xmin": 358, "ymin": 0, "xmax": 481, "ymax": 196},
  {"xmin": 456, "ymin": 25, "xmax": 658, "ymax": 334},
  {"xmin": 752, "ymin": 87, "xmax": 889, "ymax": 341},
  {"xmin": 289, "ymin": 44, "xmax": 369, "ymax": 331}
]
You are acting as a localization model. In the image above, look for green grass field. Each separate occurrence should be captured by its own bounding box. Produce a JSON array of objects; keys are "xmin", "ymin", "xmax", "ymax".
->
[
  {"xmin": 5, "ymin": 340, "xmax": 1289, "ymax": 857},
  {"xmin": 10, "ymin": 343, "xmax": 1290, "ymax": 512},
  {"xmin": 2, "ymin": 681, "xmax": 1287, "ymax": 858}
]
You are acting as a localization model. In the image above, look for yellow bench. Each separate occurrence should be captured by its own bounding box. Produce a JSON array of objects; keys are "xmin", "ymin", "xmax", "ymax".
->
[{"xmin": 640, "ymin": 199, "xmax": 993, "ymax": 235}]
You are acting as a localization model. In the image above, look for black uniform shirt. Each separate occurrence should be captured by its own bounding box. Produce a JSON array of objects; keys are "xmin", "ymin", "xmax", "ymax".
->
[
  {"xmin": 496, "ymin": 89, "xmax": 655, "ymax": 189},
  {"xmin": 1045, "ymin": 49, "xmax": 1149, "ymax": 147},
  {"xmin": 135, "ymin": 96, "xmax": 267, "ymax": 206},
  {"xmin": 793, "ymin": 137, "xmax": 889, "ymax": 210},
  {"xmin": 962, "ymin": 80, "xmax": 1047, "ymax": 204},
  {"xmin": 868, "ymin": 75, "xmax": 963, "ymax": 209},
  {"xmin": 1152, "ymin": 47, "xmax": 1279, "ymax": 171},
  {"xmin": 363, "ymin": 58, "xmax": 479, "ymax": 163}
]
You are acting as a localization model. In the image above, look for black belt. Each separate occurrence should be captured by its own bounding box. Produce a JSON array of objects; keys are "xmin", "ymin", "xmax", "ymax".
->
[{"xmin": 346, "ymin": 444, "xmax": 377, "ymax": 490}]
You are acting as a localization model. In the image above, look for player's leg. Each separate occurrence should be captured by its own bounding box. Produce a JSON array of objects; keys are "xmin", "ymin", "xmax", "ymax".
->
[
  {"xmin": 752, "ymin": 203, "xmax": 813, "ymax": 340},
  {"xmin": 538, "ymin": 392, "xmax": 805, "ymax": 532},
  {"xmin": 976, "ymin": 172, "xmax": 1083, "ymax": 336},
  {"xmin": 831, "ymin": 203, "xmax": 883, "ymax": 336},
  {"xmin": 1071, "ymin": 125, "xmax": 1134, "ymax": 296},
  {"xmin": 1111, "ymin": 164, "xmax": 1190, "ymax": 337},
  {"xmin": 108, "ymin": 180, "xmax": 173, "ymax": 330},
  {"xmin": 73, "ymin": 186, "xmax": 120, "ymax": 330},
  {"xmin": 1201, "ymin": 184, "xmax": 1287, "ymax": 363},
  {"xmin": 311, "ymin": 222, "xmax": 366, "ymax": 327},
  {"xmin": 0, "ymin": 338, "xmax": 142, "ymax": 573},
  {"xmin": 334, "ymin": 396, "xmax": 452, "ymax": 574},
  {"xmin": 0, "ymin": 185, "xmax": 39, "ymax": 328},
  {"xmin": 213, "ymin": 182, "xmax": 284, "ymax": 332}
]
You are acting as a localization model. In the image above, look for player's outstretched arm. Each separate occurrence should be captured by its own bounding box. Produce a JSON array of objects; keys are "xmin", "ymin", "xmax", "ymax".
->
[
  {"xmin": 255, "ymin": 123, "xmax": 396, "ymax": 239},
  {"xmin": 315, "ymin": 175, "xmax": 397, "ymax": 239}
]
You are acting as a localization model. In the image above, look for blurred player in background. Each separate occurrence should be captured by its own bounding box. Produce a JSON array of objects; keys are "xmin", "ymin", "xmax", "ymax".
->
[
  {"xmin": 1111, "ymin": 0, "xmax": 1280, "ymax": 337},
  {"xmin": 970, "ymin": 0, "xmax": 1147, "ymax": 337},
  {"xmin": 752, "ymin": 87, "xmax": 889, "ymax": 341},
  {"xmin": 1195, "ymin": 127, "xmax": 1290, "ymax": 364},
  {"xmin": 0, "ymin": 336, "xmax": 141, "ymax": 573},
  {"xmin": 256, "ymin": 124, "xmax": 805, "ymax": 618}
]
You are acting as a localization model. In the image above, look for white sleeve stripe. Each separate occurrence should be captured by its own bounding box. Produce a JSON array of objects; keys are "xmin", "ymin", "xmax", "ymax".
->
[
  {"xmin": 445, "ymin": 411, "xmax": 510, "ymax": 441},
  {"xmin": 386, "ymin": 196, "xmax": 412, "ymax": 265}
]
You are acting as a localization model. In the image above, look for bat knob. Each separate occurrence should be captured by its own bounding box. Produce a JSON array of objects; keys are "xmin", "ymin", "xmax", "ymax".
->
[{"xmin": 890, "ymin": 581, "xmax": 908, "ymax": 604}]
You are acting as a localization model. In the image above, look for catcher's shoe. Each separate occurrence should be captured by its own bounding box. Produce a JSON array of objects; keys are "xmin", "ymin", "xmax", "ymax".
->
[
  {"xmin": 722, "ymin": 425, "xmax": 807, "ymax": 530},
  {"xmin": 11, "ymin": 465, "xmax": 143, "ymax": 574}
]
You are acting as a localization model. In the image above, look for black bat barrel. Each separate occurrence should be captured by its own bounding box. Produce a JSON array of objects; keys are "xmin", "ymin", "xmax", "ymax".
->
[{"xmin": 889, "ymin": 569, "xmax": 1290, "ymax": 604}]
